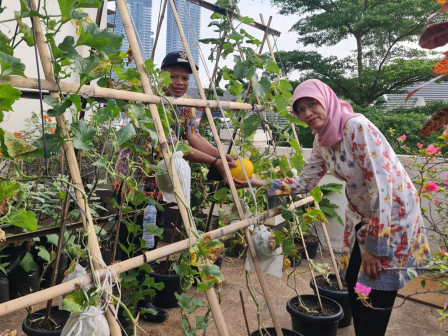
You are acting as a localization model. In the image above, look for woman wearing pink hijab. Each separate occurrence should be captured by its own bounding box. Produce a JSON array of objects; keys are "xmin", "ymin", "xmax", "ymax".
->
[{"xmin": 242, "ymin": 79, "xmax": 430, "ymax": 336}]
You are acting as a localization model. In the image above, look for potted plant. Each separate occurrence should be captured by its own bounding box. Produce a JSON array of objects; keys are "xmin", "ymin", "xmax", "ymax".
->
[{"xmin": 308, "ymin": 262, "xmax": 352, "ymax": 328}]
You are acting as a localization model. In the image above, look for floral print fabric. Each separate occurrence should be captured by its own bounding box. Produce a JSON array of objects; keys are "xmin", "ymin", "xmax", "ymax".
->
[{"xmin": 269, "ymin": 116, "xmax": 430, "ymax": 290}]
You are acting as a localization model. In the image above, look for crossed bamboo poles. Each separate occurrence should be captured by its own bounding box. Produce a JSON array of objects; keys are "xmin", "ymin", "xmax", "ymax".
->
[{"xmin": 0, "ymin": 1, "xmax": 344, "ymax": 335}]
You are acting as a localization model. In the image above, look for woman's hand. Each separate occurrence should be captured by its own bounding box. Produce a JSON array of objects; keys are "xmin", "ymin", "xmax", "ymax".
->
[
  {"xmin": 362, "ymin": 250, "xmax": 383, "ymax": 279},
  {"xmin": 233, "ymin": 177, "xmax": 266, "ymax": 189}
]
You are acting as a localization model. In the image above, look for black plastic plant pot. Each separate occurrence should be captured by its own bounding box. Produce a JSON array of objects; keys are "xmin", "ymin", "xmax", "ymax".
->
[
  {"xmin": 310, "ymin": 275, "xmax": 352, "ymax": 328},
  {"xmin": 286, "ymin": 295, "xmax": 343, "ymax": 336},
  {"xmin": 0, "ymin": 273, "xmax": 9, "ymax": 303},
  {"xmin": 295, "ymin": 236, "xmax": 319, "ymax": 259},
  {"xmin": 22, "ymin": 306, "xmax": 70, "ymax": 336},
  {"xmin": 150, "ymin": 261, "xmax": 182, "ymax": 308},
  {"xmin": 250, "ymin": 327, "xmax": 304, "ymax": 336}
]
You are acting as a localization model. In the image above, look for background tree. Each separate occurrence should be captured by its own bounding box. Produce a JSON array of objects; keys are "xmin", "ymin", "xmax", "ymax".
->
[{"xmin": 271, "ymin": 0, "xmax": 440, "ymax": 106}]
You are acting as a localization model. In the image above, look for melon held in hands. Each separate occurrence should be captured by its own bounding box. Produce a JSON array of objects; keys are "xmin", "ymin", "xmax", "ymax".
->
[{"xmin": 230, "ymin": 158, "xmax": 254, "ymax": 181}]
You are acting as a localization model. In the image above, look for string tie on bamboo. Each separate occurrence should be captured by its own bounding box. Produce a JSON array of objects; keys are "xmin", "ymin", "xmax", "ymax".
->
[{"xmin": 94, "ymin": 255, "xmax": 121, "ymax": 318}]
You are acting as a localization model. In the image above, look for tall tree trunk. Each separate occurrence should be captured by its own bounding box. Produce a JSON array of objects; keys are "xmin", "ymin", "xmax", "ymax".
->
[{"xmin": 356, "ymin": 35, "xmax": 363, "ymax": 76}]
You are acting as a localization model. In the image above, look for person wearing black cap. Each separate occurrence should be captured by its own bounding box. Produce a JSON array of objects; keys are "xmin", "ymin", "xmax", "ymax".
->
[
  {"xmin": 113, "ymin": 51, "xmax": 236, "ymax": 323},
  {"xmin": 159, "ymin": 51, "xmax": 237, "ymax": 183}
]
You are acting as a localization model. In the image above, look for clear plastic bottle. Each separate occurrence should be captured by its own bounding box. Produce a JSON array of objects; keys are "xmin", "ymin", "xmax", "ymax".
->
[{"xmin": 142, "ymin": 201, "xmax": 157, "ymax": 249}]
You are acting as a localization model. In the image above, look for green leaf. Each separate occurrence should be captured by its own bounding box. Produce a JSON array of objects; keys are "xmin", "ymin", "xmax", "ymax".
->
[
  {"xmin": 320, "ymin": 183, "xmax": 343, "ymax": 194},
  {"xmin": 195, "ymin": 316, "xmax": 208, "ymax": 330},
  {"xmin": 0, "ymin": 51, "xmax": 26, "ymax": 77},
  {"xmin": 0, "ymin": 180, "xmax": 21, "ymax": 202},
  {"xmin": 8, "ymin": 209, "xmax": 38, "ymax": 231},
  {"xmin": 76, "ymin": 0, "xmax": 103, "ymax": 8},
  {"xmin": 229, "ymin": 81, "xmax": 242, "ymax": 96},
  {"xmin": 19, "ymin": 252, "xmax": 38, "ymax": 272},
  {"xmin": 71, "ymin": 121, "xmax": 97, "ymax": 150},
  {"xmin": 242, "ymin": 114, "xmax": 261, "ymax": 138},
  {"xmin": 95, "ymin": 99, "xmax": 120, "ymax": 123},
  {"xmin": 0, "ymin": 31, "xmax": 13, "ymax": 55},
  {"xmin": 4, "ymin": 132, "xmax": 37, "ymax": 158},
  {"xmin": 310, "ymin": 185, "xmax": 323, "ymax": 203},
  {"xmin": 0, "ymin": 83, "xmax": 22, "ymax": 118},
  {"xmin": 58, "ymin": 0, "xmax": 77, "ymax": 22},
  {"xmin": 69, "ymin": 94, "xmax": 82, "ymax": 112},
  {"xmin": 33, "ymin": 133, "xmax": 63, "ymax": 157},
  {"xmin": 234, "ymin": 61, "xmax": 252, "ymax": 79},
  {"xmin": 76, "ymin": 22, "xmax": 122, "ymax": 54},
  {"xmin": 73, "ymin": 54, "xmax": 105, "ymax": 85},
  {"xmin": 213, "ymin": 187, "xmax": 228, "ymax": 201},
  {"xmin": 18, "ymin": 23, "xmax": 34, "ymax": 47},
  {"xmin": 282, "ymin": 239, "xmax": 299, "ymax": 258},
  {"xmin": 251, "ymin": 75, "xmax": 270, "ymax": 98},
  {"xmin": 128, "ymin": 102, "xmax": 146, "ymax": 120},
  {"xmin": 46, "ymin": 99, "xmax": 73, "ymax": 117},
  {"xmin": 58, "ymin": 36, "xmax": 78, "ymax": 58},
  {"xmin": 46, "ymin": 234, "xmax": 59, "ymax": 246},
  {"xmin": 115, "ymin": 123, "xmax": 136, "ymax": 147},
  {"xmin": 36, "ymin": 245, "xmax": 51, "ymax": 262},
  {"xmin": 265, "ymin": 60, "xmax": 279, "ymax": 75},
  {"xmin": 407, "ymin": 268, "xmax": 418, "ymax": 279}
]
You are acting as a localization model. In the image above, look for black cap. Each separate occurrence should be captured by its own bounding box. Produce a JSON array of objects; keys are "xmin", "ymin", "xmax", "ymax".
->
[{"xmin": 161, "ymin": 51, "xmax": 199, "ymax": 73}]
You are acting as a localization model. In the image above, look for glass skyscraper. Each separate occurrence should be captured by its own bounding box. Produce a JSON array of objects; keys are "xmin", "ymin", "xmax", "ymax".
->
[
  {"xmin": 166, "ymin": 0, "xmax": 201, "ymax": 87},
  {"xmin": 113, "ymin": 0, "xmax": 154, "ymax": 61}
]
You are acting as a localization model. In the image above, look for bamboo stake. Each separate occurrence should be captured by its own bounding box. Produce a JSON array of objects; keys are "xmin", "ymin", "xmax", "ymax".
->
[
  {"xmin": 260, "ymin": 13, "xmax": 343, "ymax": 292},
  {"xmin": 1, "ymin": 76, "xmax": 265, "ymax": 111},
  {"xmin": 165, "ymin": 2, "xmax": 231, "ymax": 334},
  {"xmin": 150, "ymin": 0, "xmax": 168, "ymax": 60},
  {"xmin": 167, "ymin": 1, "xmax": 283, "ymax": 335},
  {"xmin": 313, "ymin": 200, "xmax": 344, "ymax": 290},
  {"xmin": 229, "ymin": 20, "xmax": 275, "ymax": 151},
  {"xmin": 115, "ymin": 1, "xmax": 232, "ymax": 335},
  {"xmin": 289, "ymin": 198, "xmax": 324, "ymax": 310},
  {"xmin": 29, "ymin": 2, "xmax": 121, "ymax": 334},
  {"xmin": 0, "ymin": 197, "xmax": 312, "ymax": 317},
  {"xmin": 204, "ymin": 18, "xmax": 272, "ymax": 231}
]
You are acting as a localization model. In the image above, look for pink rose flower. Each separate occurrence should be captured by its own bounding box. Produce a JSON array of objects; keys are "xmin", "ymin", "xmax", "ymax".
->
[{"xmin": 417, "ymin": 143, "xmax": 423, "ymax": 148}]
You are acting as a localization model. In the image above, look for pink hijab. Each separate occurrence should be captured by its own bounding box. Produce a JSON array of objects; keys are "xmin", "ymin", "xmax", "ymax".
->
[{"xmin": 292, "ymin": 79, "xmax": 362, "ymax": 147}]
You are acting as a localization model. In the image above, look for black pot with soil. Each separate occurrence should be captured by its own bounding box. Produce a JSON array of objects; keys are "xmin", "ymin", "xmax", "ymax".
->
[
  {"xmin": 250, "ymin": 327, "xmax": 304, "ymax": 336},
  {"xmin": 310, "ymin": 274, "xmax": 352, "ymax": 328},
  {"xmin": 150, "ymin": 260, "xmax": 182, "ymax": 308},
  {"xmin": 286, "ymin": 294, "xmax": 343, "ymax": 336},
  {"xmin": 22, "ymin": 306, "xmax": 70, "ymax": 336},
  {"xmin": 295, "ymin": 235, "xmax": 319, "ymax": 259}
]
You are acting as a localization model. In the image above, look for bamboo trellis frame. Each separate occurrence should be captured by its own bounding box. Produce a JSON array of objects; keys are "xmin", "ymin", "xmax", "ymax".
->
[{"xmin": 0, "ymin": 1, "xmax": 341, "ymax": 335}]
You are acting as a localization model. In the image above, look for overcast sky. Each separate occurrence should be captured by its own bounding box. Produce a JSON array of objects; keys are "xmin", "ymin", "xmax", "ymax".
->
[{"xmin": 114, "ymin": 0, "xmax": 354, "ymax": 85}]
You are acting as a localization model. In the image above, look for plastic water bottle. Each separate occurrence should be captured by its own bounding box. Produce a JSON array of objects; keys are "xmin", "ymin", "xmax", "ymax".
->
[{"xmin": 143, "ymin": 202, "xmax": 157, "ymax": 249}]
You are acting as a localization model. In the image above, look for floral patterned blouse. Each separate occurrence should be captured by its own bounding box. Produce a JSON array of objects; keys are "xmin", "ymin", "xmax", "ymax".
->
[
  {"xmin": 113, "ymin": 97, "xmax": 199, "ymax": 201},
  {"xmin": 269, "ymin": 116, "xmax": 430, "ymax": 290}
]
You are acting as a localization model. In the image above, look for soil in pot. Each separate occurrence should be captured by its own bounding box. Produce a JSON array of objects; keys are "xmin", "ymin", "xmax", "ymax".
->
[
  {"xmin": 22, "ymin": 306, "xmax": 70, "ymax": 336},
  {"xmin": 295, "ymin": 236, "xmax": 319, "ymax": 259},
  {"xmin": 150, "ymin": 260, "xmax": 182, "ymax": 308},
  {"xmin": 286, "ymin": 295, "xmax": 343, "ymax": 336},
  {"xmin": 250, "ymin": 327, "xmax": 304, "ymax": 336},
  {"xmin": 310, "ymin": 275, "xmax": 352, "ymax": 328}
]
